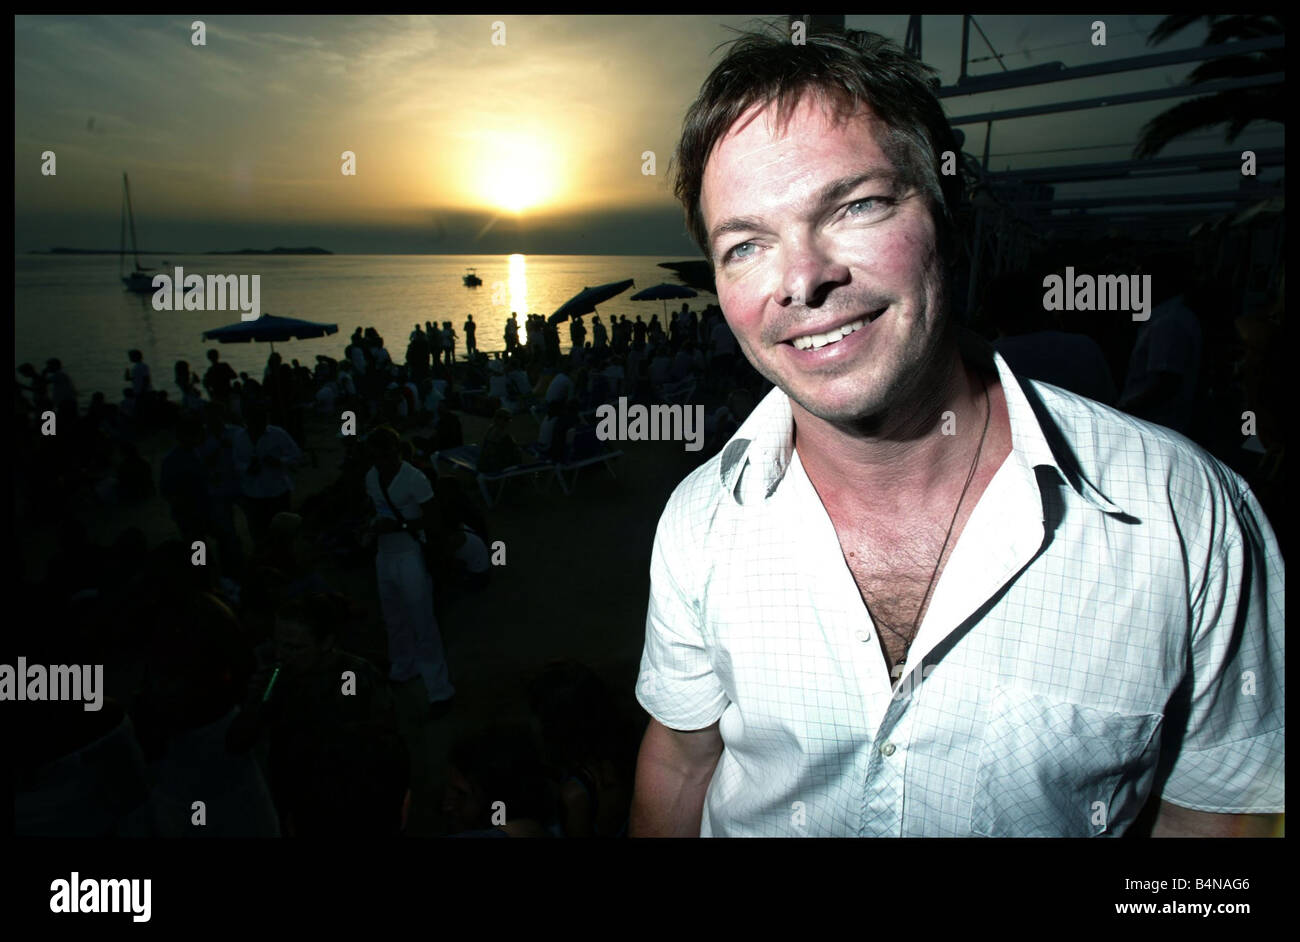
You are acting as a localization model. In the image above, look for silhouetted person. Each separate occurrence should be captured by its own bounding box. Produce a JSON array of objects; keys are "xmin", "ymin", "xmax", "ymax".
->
[{"xmin": 204, "ymin": 349, "xmax": 237, "ymax": 403}]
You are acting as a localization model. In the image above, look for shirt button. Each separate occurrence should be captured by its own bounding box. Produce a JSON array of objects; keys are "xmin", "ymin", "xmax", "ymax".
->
[
  {"xmin": 855, "ymin": 629, "xmax": 872, "ymax": 643},
  {"xmin": 880, "ymin": 742, "xmax": 897, "ymax": 757}
]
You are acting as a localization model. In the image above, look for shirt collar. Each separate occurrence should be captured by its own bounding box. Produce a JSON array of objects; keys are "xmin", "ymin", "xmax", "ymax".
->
[{"xmin": 718, "ymin": 330, "xmax": 1126, "ymax": 515}]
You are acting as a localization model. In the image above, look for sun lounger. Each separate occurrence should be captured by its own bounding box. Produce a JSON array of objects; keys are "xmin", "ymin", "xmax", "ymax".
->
[
  {"xmin": 551, "ymin": 426, "xmax": 623, "ymax": 496},
  {"xmin": 432, "ymin": 444, "xmax": 555, "ymax": 507}
]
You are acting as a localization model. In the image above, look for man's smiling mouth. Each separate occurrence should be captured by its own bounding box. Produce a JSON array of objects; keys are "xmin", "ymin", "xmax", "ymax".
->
[{"xmin": 787, "ymin": 307, "xmax": 887, "ymax": 351}]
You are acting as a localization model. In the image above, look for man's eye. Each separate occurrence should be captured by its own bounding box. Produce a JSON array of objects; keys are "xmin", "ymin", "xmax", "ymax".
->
[
  {"xmin": 723, "ymin": 241, "xmax": 756, "ymax": 264},
  {"xmin": 845, "ymin": 197, "xmax": 889, "ymax": 216}
]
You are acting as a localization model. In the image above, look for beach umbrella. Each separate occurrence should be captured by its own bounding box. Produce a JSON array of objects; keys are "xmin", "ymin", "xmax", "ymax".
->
[
  {"xmin": 631, "ymin": 282, "xmax": 698, "ymax": 317},
  {"xmin": 658, "ymin": 260, "xmax": 716, "ymax": 296},
  {"xmin": 548, "ymin": 278, "xmax": 635, "ymax": 325},
  {"xmin": 202, "ymin": 314, "xmax": 338, "ymax": 353}
]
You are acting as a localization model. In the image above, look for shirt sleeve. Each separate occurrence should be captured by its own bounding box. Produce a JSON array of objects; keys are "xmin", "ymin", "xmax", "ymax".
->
[
  {"xmin": 405, "ymin": 464, "xmax": 434, "ymax": 507},
  {"xmin": 636, "ymin": 496, "xmax": 729, "ymax": 731},
  {"xmin": 1159, "ymin": 485, "xmax": 1285, "ymax": 813}
]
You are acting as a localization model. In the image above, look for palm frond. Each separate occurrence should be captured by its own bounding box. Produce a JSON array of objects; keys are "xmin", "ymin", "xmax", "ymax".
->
[
  {"xmin": 1133, "ymin": 91, "xmax": 1283, "ymax": 158},
  {"xmin": 1205, "ymin": 14, "xmax": 1284, "ymax": 45},
  {"xmin": 1188, "ymin": 55, "xmax": 1279, "ymax": 83},
  {"xmin": 1148, "ymin": 14, "xmax": 1217, "ymax": 46}
]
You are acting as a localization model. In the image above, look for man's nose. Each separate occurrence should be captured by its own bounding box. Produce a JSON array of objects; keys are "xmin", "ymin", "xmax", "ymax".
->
[{"xmin": 779, "ymin": 240, "xmax": 850, "ymax": 308}]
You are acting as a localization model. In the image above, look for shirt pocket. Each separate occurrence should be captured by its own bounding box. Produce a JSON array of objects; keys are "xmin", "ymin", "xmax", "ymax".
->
[{"xmin": 971, "ymin": 685, "xmax": 1163, "ymax": 837}]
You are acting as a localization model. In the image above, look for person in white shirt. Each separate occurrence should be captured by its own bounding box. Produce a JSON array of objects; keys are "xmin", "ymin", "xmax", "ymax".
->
[
  {"xmin": 232, "ymin": 404, "xmax": 303, "ymax": 540},
  {"xmin": 632, "ymin": 25, "xmax": 1283, "ymax": 839},
  {"xmin": 364, "ymin": 427, "xmax": 455, "ymax": 713}
]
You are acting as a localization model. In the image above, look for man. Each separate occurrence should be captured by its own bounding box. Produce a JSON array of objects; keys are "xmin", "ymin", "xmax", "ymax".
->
[
  {"xmin": 441, "ymin": 321, "xmax": 457, "ymax": 366},
  {"xmin": 406, "ymin": 324, "xmax": 430, "ymax": 383},
  {"xmin": 203, "ymin": 349, "xmax": 237, "ymax": 404},
  {"xmin": 505, "ymin": 313, "xmax": 520, "ymax": 353},
  {"xmin": 43, "ymin": 358, "xmax": 77, "ymax": 412},
  {"xmin": 464, "ymin": 314, "xmax": 478, "ymax": 356},
  {"xmin": 227, "ymin": 592, "xmax": 398, "ymax": 820},
  {"xmin": 232, "ymin": 404, "xmax": 303, "ymax": 540},
  {"xmin": 631, "ymin": 26, "xmax": 1283, "ymax": 838},
  {"xmin": 125, "ymin": 349, "xmax": 152, "ymax": 399},
  {"xmin": 569, "ymin": 314, "xmax": 587, "ymax": 353}
]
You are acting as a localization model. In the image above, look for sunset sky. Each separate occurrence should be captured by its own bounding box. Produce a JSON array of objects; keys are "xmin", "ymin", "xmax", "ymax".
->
[{"xmin": 14, "ymin": 14, "xmax": 1283, "ymax": 255}]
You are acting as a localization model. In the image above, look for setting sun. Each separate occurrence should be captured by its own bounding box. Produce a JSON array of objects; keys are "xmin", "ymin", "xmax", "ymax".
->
[{"xmin": 472, "ymin": 131, "xmax": 562, "ymax": 213}]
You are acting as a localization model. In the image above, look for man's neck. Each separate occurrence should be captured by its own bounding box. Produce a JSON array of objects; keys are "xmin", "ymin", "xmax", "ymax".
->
[{"xmin": 792, "ymin": 340, "xmax": 991, "ymax": 515}]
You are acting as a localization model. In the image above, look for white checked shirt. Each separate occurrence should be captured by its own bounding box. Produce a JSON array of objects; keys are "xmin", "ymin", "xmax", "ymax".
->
[{"xmin": 636, "ymin": 346, "xmax": 1284, "ymax": 837}]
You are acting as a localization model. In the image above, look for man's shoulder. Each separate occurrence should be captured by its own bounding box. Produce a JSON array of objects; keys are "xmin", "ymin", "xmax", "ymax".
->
[
  {"xmin": 656, "ymin": 449, "xmax": 734, "ymax": 551},
  {"xmin": 1023, "ymin": 376, "xmax": 1247, "ymax": 516}
]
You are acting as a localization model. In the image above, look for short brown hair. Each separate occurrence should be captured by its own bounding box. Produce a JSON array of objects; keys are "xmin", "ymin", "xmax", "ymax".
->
[{"xmin": 672, "ymin": 22, "xmax": 963, "ymax": 267}]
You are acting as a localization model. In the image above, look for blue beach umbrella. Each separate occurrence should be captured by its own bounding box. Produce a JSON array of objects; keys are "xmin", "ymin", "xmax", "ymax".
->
[
  {"xmin": 548, "ymin": 278, "xmax": 635, "ymax": 325},
  {"xmin": 202, "ymin": 314, "xmax": 338, "ymax": 353},
  {"xmin": 631, "ymin": 282, "xmax": 698, "ymax": 317}
]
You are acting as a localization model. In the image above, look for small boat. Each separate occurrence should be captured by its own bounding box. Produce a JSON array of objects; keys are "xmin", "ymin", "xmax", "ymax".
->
[
  {"xmin": 119, "ymin": 172, "xmax": 155, "ymax": 294},
  {"xmin": 463, "ymin": 267, "xmax": 482, "ymax": 287}
]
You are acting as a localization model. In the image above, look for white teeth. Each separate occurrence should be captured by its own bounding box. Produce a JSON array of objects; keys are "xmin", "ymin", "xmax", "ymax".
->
[{"xmin": 791, "ymin": 316, "xmax": 868, "ymax": 351}]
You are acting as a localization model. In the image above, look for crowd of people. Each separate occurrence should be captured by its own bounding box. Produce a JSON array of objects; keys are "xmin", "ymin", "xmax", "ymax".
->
[
  {"xmin": 19, "ymin": 266, "xmax": 1273, "ymax": 837},
  {"xmin": 13, "ymin": 300, "xmax": 759, "ymax": 838}
]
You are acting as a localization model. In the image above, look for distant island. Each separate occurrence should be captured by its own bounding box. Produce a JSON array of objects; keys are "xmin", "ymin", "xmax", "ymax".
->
[
  {"xmin": 208, "ymin": 247, "xmax": 334, "ymax": 255},
  {"xmin": 36, "ymin": 246, "xmax": 333, "ymax": 255}
]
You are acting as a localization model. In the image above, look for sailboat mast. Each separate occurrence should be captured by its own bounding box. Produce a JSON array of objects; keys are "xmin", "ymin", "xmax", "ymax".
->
[
  {"xmin": 124, "ymin": 172, "xmax": 143, "ymax": 271},
  {"xmin": 119, "ymin": 176, "xmax": 128, "ymax": 278}
]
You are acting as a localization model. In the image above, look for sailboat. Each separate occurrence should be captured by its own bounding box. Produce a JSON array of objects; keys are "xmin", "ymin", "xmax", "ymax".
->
[{"xmin": 119, "ymin": 172, "xmax": 155, "ymax": 293}]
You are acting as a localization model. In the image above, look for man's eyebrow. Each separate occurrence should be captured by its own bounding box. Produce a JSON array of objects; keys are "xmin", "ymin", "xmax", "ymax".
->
[{"xmin": 707, "ymin": 168, "xmax": 901, "ymax": 253}]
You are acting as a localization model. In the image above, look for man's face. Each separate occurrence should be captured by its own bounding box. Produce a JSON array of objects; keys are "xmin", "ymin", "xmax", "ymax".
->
[{"xmin": 701, "ymin": 94, "xmax": 948, "ymax": 423}]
